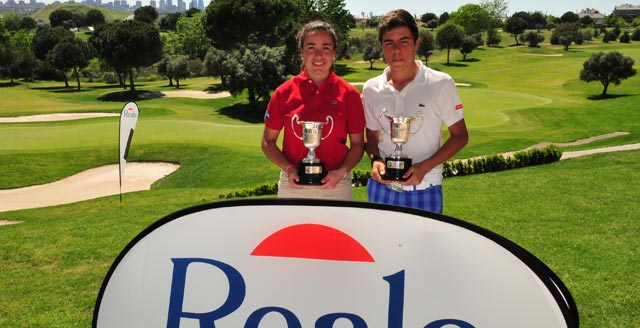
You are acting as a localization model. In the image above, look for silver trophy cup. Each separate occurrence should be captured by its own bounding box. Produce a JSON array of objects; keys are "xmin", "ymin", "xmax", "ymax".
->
[
  {"xmin": 379, "ymin": 109, "xmax": 423, "ymax": 181},
  {"xmin": 291, "ymin": 114, "xmax": 334, "ymax": 185}
]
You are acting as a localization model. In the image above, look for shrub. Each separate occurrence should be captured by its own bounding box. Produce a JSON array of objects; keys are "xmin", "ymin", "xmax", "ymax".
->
[
  {"xmin": 443, "ymin": 145, "xmax": 562, "ymax": 177},
  {"xmin": 619, "ymin": 31, "xmax": 631, "ymax": 43},
  {"xmin": 219, "ymin": 146, "xmax": 563, "ymax": 198}
]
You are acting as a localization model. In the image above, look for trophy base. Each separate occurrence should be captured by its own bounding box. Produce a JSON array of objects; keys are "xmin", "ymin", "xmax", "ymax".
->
[
  {"xmin": 382, "ymin": 157, "xmax": 412, "ymax": 182},
  {"xmin": 296, "ymin": 162, "xmax": 327, "ymax": 185}
]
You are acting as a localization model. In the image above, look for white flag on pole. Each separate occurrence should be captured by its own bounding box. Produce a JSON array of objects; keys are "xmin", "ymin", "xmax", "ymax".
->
[{"xmin": 119, "ymin": 102, "xmax": 139, "ymax": 201}]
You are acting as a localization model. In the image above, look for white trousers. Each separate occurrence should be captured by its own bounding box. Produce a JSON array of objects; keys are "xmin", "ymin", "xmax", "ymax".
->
[{"xmin": 277, "ymin": 171, "xmax": 353, "ymax": 201}]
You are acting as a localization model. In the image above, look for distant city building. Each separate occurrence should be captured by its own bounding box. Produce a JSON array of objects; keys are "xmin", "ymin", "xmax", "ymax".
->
[{"xmin": 1, "ymin": 0, "xmax": 228, "ymax": 14}]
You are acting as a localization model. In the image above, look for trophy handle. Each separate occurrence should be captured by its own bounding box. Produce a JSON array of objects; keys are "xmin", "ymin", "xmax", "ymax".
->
[
  {"xmin": 291, "ymin": 114, "xmax": 303, "ymax": 140},
  {"xmin": 378, "ymin": 108, "xmax": 390, "ymax": 135},
  {"xmin": 321, "ymin": 115, "xmax": 334, "ymax": 140},
  {"xmin": 409, "ymin": 111, "xmax": 424, "ymax": 136}
]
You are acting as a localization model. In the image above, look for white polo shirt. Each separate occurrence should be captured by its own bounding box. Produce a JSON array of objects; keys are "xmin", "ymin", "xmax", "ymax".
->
[{"xmin": 363, "ymin": 61, "xmax": 465, "ymax": 188}]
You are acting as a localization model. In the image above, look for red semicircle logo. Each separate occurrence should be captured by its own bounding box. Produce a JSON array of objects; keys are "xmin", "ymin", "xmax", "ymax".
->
[{"xmin": 251, "ymin": 224, "xmax": 375, "ymax": 262}]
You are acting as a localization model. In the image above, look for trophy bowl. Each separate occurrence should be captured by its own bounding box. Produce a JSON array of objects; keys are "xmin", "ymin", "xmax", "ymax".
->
[
  {"xmin": 291, "ymin": 114, "xmax": 333, "ymax": 185},
  {"xmin": 379, "ymin": 109, "xmax": 423, "ymax": 181}
]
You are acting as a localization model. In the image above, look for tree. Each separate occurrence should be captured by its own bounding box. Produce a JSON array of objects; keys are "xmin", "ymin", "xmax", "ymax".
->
[
  {"xmin": 166, "ymin": 55, "xmax": 190, "ymax": 88},
  {"xmin": 436, "ymin": 22, "xmax": 465, "ymax": 65},
  {"xmin": 49, "ymin": 8, "xmax": 74, "ymax": 28},
  {"xmin": 521, "ymin": 31, "xmax": 544, "ymax": 47},
  {"xmin": 90, "ymin": 21, "xmax": 163, "ymax": 91},
  {"xmin": 0, "ymin": 30, "xmax": 37, "ymax": 83},
  {"xmin": 171, "ymin": 11, "xmax": 209, "ymax": 59},
  {"xmin": 439, "ymin": 12, "xmax": 450, "ymax": 25},
  {"xmin": 417, "ymin": 29, "xmax": 435, "ymax": 64},
  {"xmin": 47, "ymin": 37, "xmax": 92, "ymax": 90},
  {"xmin": 511, "ymin": 11, "xmax": 532, "ymax": 28},
  {"xmin": 85, "ymin": 9, "xmax": 106, "ymax": 27},
  {"xmin": 619, "ymin": 31, "xmax": 631, "ymax": 43},
  {"xmin": 580, "ymin": 15, "xmax": 594, "ymax": 28},
  {"xmin": 20, "ymin": 17, "xmax": 37, "ymax": 31},
  {"xmin": 204, "ymin": 47, "xmax": 230, "ymax": 85},
  {"xmin": 157, "ymin": 55, "xmax": 174, "ymax": 86},
  {"xmin": 220, "ymin": 46, "xmax": 287, "ymax": 105},
  {"xmin": 361, "ymin": 34, "xmax": 381, "ymax": 69},
  {"xmin": 485, "ymin": 28, "xmax": 502, "ymax": 46},
  {"xmin": 551, "ymin": 22, "xmax": 580, "ymax": 50},
  {"xmin": 559, "ymin": 11, "xmax": 579, "ymax": 23},
  {"xmin": 421, "ymin": 13, "xmax": 437, "ymax": 25},
  {"xmin": 450, "ymin": 4, "xmax": 491, "ymax": 36},
  {"xmin": 159, "ymin": 13, "xmax": 181, "ymax": 31},
  {"xmin": 579, "ymin": 51, "xmax": 636, "ymax": 96},
  {"xmin": 459, "ymin": 35, "xmax": 479, "ymax": 61},
  {"xmin": 426, "ymin": 19, "xmax": 439, "ymax": 30},
  {"xmin": 503, "ymin": 16, "xmax": 528, "ymax": 45},
  {"xmin": 1, "ymin": 12, "xmax": 22, "ymax": 31},
  {"xmin": 134, "ymin": 6, "xmax": 159, "ymax": 24},
  {"xmin": 32, "ymin": 26, "xmax": 74, "ymax": 60},
  {"xmin": 204, "ymin": 0, "xmax": 298, "ymax": 50},
  {"xmin": 530, "ymin": 12, "xmax": 547, "ymax": 30},
  {"xmin": 480, "ymin": 0, "xmax": 508, "ymax": 28}
]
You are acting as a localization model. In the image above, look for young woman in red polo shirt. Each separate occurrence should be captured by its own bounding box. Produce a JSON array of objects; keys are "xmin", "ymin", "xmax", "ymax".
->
[{"xmin": 261, "ymin": 21, "xmax": 365, "ymax": 200}]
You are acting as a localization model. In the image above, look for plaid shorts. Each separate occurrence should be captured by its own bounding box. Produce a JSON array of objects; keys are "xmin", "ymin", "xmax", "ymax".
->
[{"xmin": 366, "ymin": 178, "xmax": 443, "ymax": 213}]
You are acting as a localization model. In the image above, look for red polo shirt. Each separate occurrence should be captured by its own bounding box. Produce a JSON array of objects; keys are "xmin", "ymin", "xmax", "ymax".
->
[{"xmin": 264, "ymin": 70, "xmax": 365, "ymax": 171}]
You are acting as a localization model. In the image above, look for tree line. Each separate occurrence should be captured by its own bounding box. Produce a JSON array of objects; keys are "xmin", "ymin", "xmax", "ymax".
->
[{"xmin": 0, "ymin": 0, "xmax": 638, "ymax": 99}]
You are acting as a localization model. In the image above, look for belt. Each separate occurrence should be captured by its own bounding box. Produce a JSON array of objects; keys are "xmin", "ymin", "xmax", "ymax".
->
[
  {"xmin": 386, "ymin": 181, "xmax": 437, "ymax": 192},
  {"xmin": 403, "ymin": 181, "xmax": 435, "ymax": 191}
]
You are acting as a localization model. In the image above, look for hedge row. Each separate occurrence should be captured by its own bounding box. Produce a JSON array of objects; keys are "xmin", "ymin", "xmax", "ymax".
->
[{"xmin": 219, "ymin": 145, "xmax": 562, "ymax": 198}]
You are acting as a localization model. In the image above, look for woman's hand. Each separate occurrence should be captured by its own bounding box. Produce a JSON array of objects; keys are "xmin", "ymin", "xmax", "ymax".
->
[{"xmin": 320, "ymin": 167, "xmax": 348, "ymax": 189}]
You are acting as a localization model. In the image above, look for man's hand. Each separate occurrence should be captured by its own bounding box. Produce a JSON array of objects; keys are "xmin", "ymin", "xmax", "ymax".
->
[
  {"xmin": 371, "ymin": 159, "xmax": 387, "ymax": 184},
  {"xmin": 400, "ymin": 160, "xmax": 434, "ymax": 186}
]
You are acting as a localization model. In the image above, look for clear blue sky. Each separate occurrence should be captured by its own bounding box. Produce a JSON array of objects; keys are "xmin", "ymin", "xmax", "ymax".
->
[{"xmin": 342, "ymin": 0, "xmax": 626, "ymax": 18}]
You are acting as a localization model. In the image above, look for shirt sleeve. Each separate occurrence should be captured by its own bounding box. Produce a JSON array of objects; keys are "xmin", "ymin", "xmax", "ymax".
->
[
  {"xmin": 440, "ymin": 78, "xmax": 465, "ymax": 127},
  {"xmin": 363, "ymin": 84, "xmax": 381, "ymax": 131},
  {"xmin": 264, "ymin": 87, "xmax": 284, "ymax": 131}
]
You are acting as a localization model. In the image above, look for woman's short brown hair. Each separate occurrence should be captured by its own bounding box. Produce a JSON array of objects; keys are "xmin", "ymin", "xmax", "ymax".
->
[{"xmin": 297, "ymin": 20, "xmax": 339, "ymax": 50}]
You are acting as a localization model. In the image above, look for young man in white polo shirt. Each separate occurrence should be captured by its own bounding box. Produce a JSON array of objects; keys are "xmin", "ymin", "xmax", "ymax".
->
[{"xmin": 363, "ymin": 9, "xmax": 468, "ymax": 213}]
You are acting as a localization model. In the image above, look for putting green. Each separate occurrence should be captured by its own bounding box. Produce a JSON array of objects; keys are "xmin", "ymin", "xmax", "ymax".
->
[
  {"xmin": 458, "ymin": 88, "xmax": 552, "ymax": 129},
  {"xmin": 0, "ymin": 119, "xmax": 263, "ymax": 152}
]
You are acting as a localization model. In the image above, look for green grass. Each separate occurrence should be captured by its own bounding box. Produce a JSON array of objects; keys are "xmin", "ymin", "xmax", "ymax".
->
[
  {"xmin": 1, "ymin": 30, "xmax": 640, "ymax": 327},
  {"xmin": 31, "ymin": 4, "xmax": 130, "ymax": 25}
]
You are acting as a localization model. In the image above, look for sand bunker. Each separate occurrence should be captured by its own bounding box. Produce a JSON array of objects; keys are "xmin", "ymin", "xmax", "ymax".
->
[
  {"xmin": 161, "ymin": 90, "xmax": 231, "ymax": 99},
  {"xmin": 0, "ymin": 162, "xmax": 179, "ymax": 213}
]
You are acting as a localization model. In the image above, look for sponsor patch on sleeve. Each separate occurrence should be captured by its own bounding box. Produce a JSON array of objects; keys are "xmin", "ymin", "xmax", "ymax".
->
[
  {"xmin": 263, "ymin": 109, "xmax": 270, "ymax": 121},
  {"xmin": 455, "ymin": 104, "xmax": 464, "ymax": 110}
]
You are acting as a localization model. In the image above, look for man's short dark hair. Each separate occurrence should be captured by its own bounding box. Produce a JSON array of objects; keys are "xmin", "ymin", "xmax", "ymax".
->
[{"xmin": 377, "ymin": 9, "xmax": 419, "ymax": 44}]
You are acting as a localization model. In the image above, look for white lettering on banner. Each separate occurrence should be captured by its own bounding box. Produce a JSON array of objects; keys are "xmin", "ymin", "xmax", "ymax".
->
[{"xmin": 93, "ymin": 200, "xmax": 578, "ymax": 328}]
